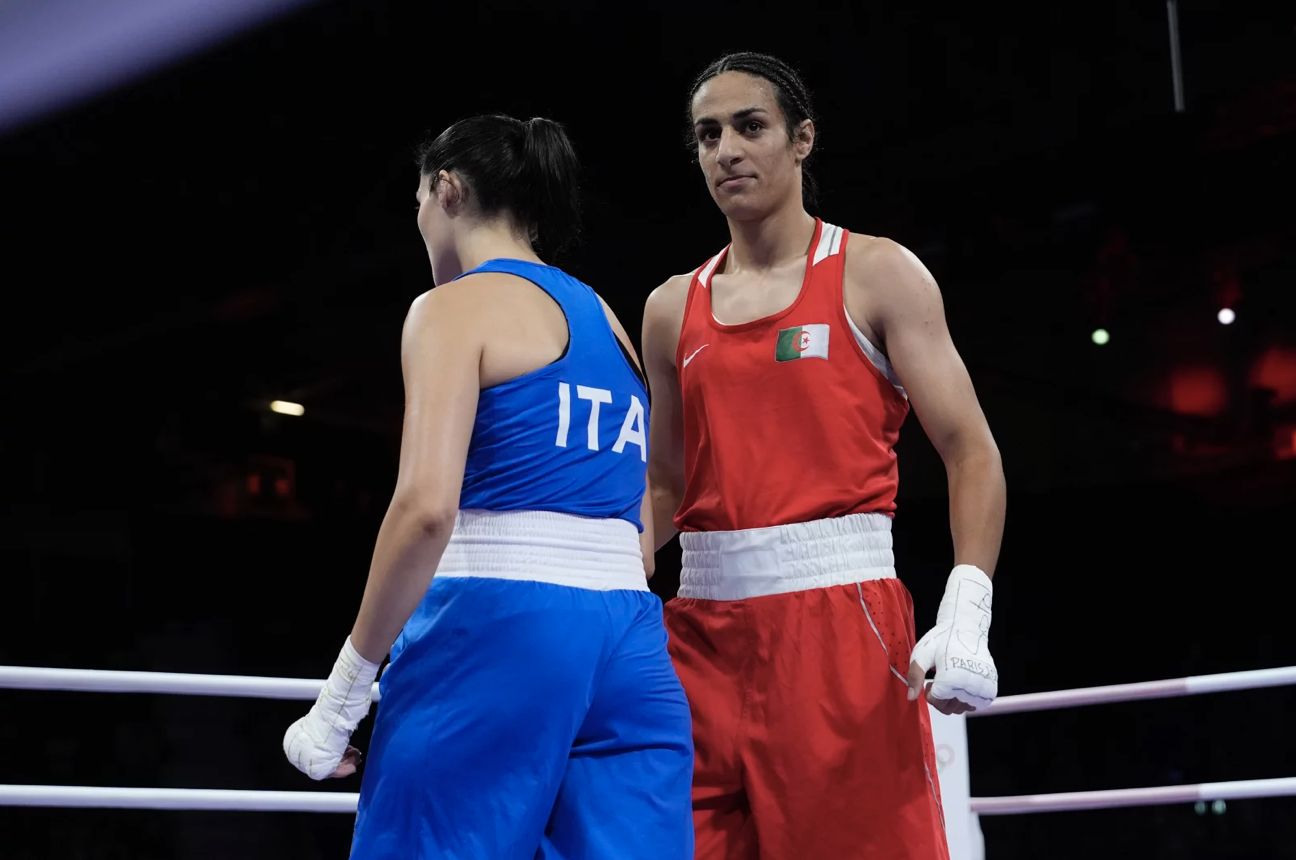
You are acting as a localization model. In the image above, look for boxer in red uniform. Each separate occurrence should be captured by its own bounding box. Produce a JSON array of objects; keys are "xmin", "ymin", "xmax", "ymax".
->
[{"xmin": 642, "ymin": 52, "xmax": 1008, "ymax": 860}]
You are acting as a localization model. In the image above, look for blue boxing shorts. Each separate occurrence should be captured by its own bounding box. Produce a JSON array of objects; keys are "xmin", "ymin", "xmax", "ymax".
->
[{"xmin": 349, "ymin": 511, "xmax": 694, "ymax": 860}]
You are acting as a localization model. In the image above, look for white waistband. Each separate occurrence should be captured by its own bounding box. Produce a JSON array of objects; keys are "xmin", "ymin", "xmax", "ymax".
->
[
  {"xmin": 678, "ymin": 513, "xmax": 895, "ymax": 600},
  {"xmin": 437, "ymin": 509, "xmax": 649, "ymax": 592}
]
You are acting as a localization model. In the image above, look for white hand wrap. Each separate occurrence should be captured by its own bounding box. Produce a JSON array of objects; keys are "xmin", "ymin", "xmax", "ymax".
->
[
  {"xmin": 283, "ymin": 637, "xmax": 380, "ymax": 780},
  {"xmin": 911, "ymin": 564, "xmax": 998, "ymax": 710}
]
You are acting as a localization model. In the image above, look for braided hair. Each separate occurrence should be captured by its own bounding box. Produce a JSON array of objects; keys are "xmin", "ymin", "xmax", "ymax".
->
[{"xmin": 687, "ymin": 52, "xmax": 819, "ymax": 209}]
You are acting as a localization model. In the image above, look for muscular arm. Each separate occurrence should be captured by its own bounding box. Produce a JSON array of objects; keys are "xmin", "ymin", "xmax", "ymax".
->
[
  {"xmin": 642, "ymin": 276, "xmax": 691, "ymax": 552},
  {"xmin": 348, "ymin": 285, "xmax": 483, "ymax": 663},
  {"xmin": 597, "ymin": 294, "xmax": 656, "ymax": 578},
  {"xmin": 850, "ymin": 240, "xmax": 1005, "ymax": 577}
]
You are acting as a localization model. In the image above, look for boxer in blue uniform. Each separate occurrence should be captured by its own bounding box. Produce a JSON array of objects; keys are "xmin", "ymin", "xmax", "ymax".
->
[{"xmin": 282, "ymin": 114, "xmax": 694, "ymax": 859}]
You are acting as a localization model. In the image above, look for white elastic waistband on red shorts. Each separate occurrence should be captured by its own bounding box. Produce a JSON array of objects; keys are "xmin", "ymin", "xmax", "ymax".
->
[
  {"xmin": 678, "ymin": 512, "xmax": 896, "ymax": 601},
  {"xmin": 437, "ymin": 509, "xmax": 649, "ymax": 592}
]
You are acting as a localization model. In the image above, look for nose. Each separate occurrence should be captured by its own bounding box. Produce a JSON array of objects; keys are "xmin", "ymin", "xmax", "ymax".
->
[{"xmin": 716, "ymin": 126, "xmax": 744, "ymax": 167}]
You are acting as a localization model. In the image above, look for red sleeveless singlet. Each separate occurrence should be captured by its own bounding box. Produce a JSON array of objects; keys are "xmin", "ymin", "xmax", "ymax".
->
[{"xmin": 673, "ymin": 219, "xmax": 911, "ymax": 533}]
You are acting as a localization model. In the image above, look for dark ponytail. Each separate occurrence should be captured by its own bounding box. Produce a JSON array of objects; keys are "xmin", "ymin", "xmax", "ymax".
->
[
  {"xmin": 417, "ymin": 114, "xmax": 582, "ymax": 253},
  {"xmin": 520, "ymin": 117, "xmax": 582, "ymax": 254}
]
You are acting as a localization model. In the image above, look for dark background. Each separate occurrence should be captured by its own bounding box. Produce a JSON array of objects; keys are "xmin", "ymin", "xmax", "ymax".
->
[{"xmin": 2, "ymin": 0, "xmax": 1295, "ymax": 857}]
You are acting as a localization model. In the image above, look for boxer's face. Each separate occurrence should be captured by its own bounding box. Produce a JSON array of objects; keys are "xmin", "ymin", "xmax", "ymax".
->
[{"xmin": 690, "ymin": 72, "xmax": 814, "ymax": 221}]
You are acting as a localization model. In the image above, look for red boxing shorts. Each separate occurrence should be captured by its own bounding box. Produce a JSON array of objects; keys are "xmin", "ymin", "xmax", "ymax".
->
[{"xmin": 664, "ymin": 513, "xmax": 949, "ymax": 860}]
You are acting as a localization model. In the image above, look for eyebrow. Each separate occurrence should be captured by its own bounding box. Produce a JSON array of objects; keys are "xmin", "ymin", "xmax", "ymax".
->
[{"xmin": 694, "ymin": 106, "xmax": 768, "ymax": 127}]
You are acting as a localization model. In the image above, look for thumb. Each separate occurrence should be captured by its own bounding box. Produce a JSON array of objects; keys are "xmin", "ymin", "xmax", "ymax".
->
[
  {"xmin": 906, "ymin": 661, "xmax": 926, "ymax": 702},
  {"xmin": 907, "ymin": 634, "xmax": 936, "ymax": 702}
]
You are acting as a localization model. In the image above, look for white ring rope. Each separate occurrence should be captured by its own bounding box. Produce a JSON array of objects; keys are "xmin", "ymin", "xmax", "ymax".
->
[
  {"xmin": 0, "ymin": 785, "xmax": 358, "ymax": 813},
  {"xmin": 4, "ymin": 664, "xmax": 1294, "ymax": 817},
  {"xmin": 2, "ymin": 777, "xmax": 1293, "ymax": 814},
  {"xmin": 6, "ymin": 664, "xmax": 1294, "ymax": 712},
  {"xmin": 973, "ymin": 665, "xmax": 1296, "ymax": 716},
  {"xmin": 971, "ymin": 777, "xmax": 1296, "ymax": 815},
  {"xmin": 0, "ymin": 665, "xmax": 381, "ymax": 702}
]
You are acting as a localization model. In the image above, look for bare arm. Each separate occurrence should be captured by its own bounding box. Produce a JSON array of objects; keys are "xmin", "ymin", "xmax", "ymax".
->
[
  {"xmin": 348, "ymin": 285, "xmax": 484, "ymax": 663},
  {"xmin": 850, "ymin": 240, "xmax": 1005, "ymax": 576},
  {"xmin": 639, "ymin": 482, "xmax": 655, "ymax": 579},
  {"xmin": 642, "ymin": 276, "xmax": 691, "ymax": 552},
  {"xmin": 596, "ymin": 294, "xmax": 655, "ymax": 578}
]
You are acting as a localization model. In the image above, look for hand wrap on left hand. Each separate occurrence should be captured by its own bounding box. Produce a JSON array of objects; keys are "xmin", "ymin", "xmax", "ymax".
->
[{"xmin": 909, "ymin": 564, "xmax": 998, "ymax": 710}]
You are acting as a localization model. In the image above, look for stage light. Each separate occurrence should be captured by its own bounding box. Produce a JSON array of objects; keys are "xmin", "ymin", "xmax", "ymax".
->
[
  {"xmin": 1091, "ymin": 329, "xmax": 1110, "ymax": 345},
  {"xmin": 270, "ymin": 400, "xmax": 304, "ymax": 416},
  {"xmin": 1212, "ymin": 799, "xmax": 1226, "ymax": 815},
  {"xmin": 1217, "ymin": 308, "xmax": 1236, "ymax": 325},
  {"xmin": 1194, "ymin": 801, "xmax": 1206, "ymax": 815}
]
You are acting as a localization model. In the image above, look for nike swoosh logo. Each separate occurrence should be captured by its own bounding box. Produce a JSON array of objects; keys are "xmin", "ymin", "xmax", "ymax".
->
[{"xmin": 682, "ymin": 344, "xmax": 709, "ymax": 367}]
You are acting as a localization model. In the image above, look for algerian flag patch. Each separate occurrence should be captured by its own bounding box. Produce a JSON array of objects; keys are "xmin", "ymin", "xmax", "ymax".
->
[{"xmin": 775, "ymin": 324, "xmax": 830, "ymax": 362}]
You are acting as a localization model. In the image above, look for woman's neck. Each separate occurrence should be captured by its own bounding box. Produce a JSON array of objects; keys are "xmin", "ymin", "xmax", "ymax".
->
[
  {"xmin": 453, "ymin": 222, "xmax": 542, "ymax": 278},
  {"xmin": 724, "ymin": 203, "xmax": 816, "ymax": 274}
]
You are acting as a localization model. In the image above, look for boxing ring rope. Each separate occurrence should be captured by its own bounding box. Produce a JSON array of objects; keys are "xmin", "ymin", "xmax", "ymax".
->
[
  {"xmin": 2, "ymin": 663, "xmax": 1294, "ymax": 816},
  {"xmin": 969, "ymin": 778, "xmax": 1296, "ymax": 816},
  {"xmin": 971, "ymin": 665, "xmax": 1296, "ymax": 717},
  {"xmin": 0, "ymin": 665, "xmax": 381, "ymax": 701},
  {"xmin": 8, "ymin": 664, "xmax": 1295, "ymax": 710},
  {"xmin": 0, "ymin": 777, "xmax": 1293, "ymax": 815},
  {"xmin": 0, "ymin": 777, "xmax": 1290, "ymax": 818},
  {"xmin": 0, "ymin": 785, "xmax": 360, "ymax": 813}
]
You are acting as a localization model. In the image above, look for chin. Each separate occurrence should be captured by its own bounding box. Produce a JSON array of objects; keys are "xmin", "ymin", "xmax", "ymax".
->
[{"xmin": 715, "ymin": 194, "xmax": 775, "ymax": 223}]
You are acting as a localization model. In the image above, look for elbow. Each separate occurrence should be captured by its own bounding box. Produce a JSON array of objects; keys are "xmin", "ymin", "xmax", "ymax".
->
[
  {"xmin": 407, "ymin": 507, "xmax": 457, "ymax": 539},
  {"xmin": 978, "ymin": 439, "xmax": 1003, "ymax": 473},
  {"xmin": 967, "ymin": 443, "xmax": 1004, "ymax": 481},
  {"xmin": 943, "ymin": 433, "xmax": 1003, "ymax": 478},
  {"xmin": 387, "ymin": 491, "xmax": 457, "ymax": 538},
  {"xmin": 650, "ymin": 479, "xmax": 683, "ymax": 515}
]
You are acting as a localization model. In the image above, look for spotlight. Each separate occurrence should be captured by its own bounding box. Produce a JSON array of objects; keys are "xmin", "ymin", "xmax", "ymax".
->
[
  {"xmin": 1217, "ymin": 308, "xmax": 1236, "ymax": 325},
  {"xmin": 1091, "ymin": 328, "xmax": 1110, "ymax": 345},
  {"xmin": 1194, "ymin": 801, "xmax": 1206, "ymax": 815},
  {"xmin": 1212, "ymin": 799, "xmax": 1226, "ymax": 815},
  {"xmin": 270, "ymin": 400, "xmax": 305, "ymax": 417}
]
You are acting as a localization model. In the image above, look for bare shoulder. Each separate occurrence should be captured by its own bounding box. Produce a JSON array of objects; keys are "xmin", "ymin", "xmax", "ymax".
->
[
  {"xmin": 641, "ymin": 272, "xmax": 694, "ymax": 364},
  {"xmin": 402, "ymin": 273, "xmax": 520, "ymax": 337},
  {"xmin": 644, "ymin": 272, "xmax": 694, "ymax": 322},
  {"xmin": 844, "ymin": 234, "xmax": 939, "ymax": 296},
  {"xmin": 841, "ymin": 233, "xmax": 947, "ymax": 343},
  {"xmin": 402, "ymin": 287, "xmax": 442, "ymax": 337}
]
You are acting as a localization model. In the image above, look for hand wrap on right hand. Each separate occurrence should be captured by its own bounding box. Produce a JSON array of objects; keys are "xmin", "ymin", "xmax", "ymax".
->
[{"xmin": 282, "ymin": 637, "xmax": 379, "ymax": 780}]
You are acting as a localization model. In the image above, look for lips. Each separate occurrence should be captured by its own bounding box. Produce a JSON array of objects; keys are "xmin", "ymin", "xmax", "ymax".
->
[{"xmin": 718, "ymin": 175, "xmax": 754, "ymax": 189}]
